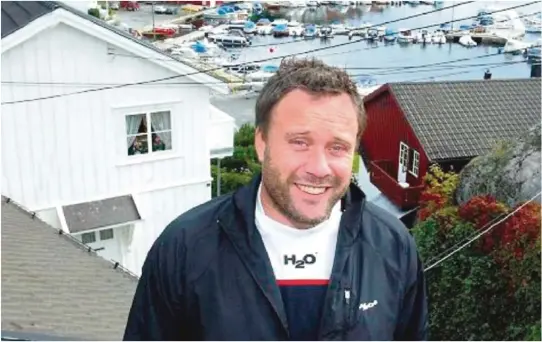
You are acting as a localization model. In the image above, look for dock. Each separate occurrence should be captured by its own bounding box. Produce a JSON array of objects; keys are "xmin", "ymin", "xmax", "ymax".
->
[{"xmin": 445, "ymin": 31, "xmax": 508, "ymax": 46}]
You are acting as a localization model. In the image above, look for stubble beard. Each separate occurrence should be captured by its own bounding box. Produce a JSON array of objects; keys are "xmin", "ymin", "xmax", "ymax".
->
[{"xmin": 261, "ymin": 146, "xmax": 349, "ymax": 229}]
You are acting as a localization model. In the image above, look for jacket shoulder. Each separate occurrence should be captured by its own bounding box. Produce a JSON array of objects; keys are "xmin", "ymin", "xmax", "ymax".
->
[
  {"xmin": 360, "ymin": 202, "xmax": 418, "ymax": 275},
  {"xmin": 160, "ymin": 193, "xmax": 232, "ymax": 241},
  {"xmin": 144, "ymin": 194, "xmax": 233, "ymax": 281}
]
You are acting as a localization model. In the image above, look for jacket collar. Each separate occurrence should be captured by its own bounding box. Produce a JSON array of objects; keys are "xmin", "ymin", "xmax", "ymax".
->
[{"xmin": 226, "ymin": 172, "xmax": 366, "ymax": 242}]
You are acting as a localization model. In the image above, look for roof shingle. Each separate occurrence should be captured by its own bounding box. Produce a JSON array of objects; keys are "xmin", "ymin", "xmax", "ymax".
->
[
  {"xmin": 1, "ymin": 198, "xmax": 137, "ymax": 340},
  {"xmin": 1, "ymin": 1, "xmax": 57, "ymax": 38},
  {"xmin": 388, "ymin": 78, "xmax": 541, "ymax": 161}
]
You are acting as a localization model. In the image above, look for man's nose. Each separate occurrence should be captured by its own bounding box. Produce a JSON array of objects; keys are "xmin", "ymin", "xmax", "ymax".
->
[{"xmin": 305, "ymin": 148, "xmax": 332, "ymax": 179}]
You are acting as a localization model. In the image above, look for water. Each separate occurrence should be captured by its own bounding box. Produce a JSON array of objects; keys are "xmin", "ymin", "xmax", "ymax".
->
[{"xmin": 226, "ymin": 1, "xmax": 541, "ymax": 84}]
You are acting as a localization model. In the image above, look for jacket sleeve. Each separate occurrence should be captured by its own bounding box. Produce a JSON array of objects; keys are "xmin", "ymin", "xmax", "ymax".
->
[
  {"xmin": 123, "ymin": 229, "xmax": 188, "ymax": 341},
  {"xmin": 393, "ymin": 235, "xmax": 429, "ymax": 341}
]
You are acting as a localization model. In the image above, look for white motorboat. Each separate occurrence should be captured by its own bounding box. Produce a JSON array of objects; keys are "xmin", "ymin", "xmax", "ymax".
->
[
  {"xmin": 257, "ymin": 24, "xmax": 273, "ymax": 35},
  {"xmin": 416, "ymin": 29, "xmax": 432, "ymax": 44},
  {"xmin": 287, "ymin": 21, "xmax": 305, "ymax": 36},
  {"xmin": 397, "ymin": 28, "xmax": 414, "ymax": 44},
  {"xmin": 431, "ymin": 30, "xmax": 447, "ymax": 44},
  {"xmin": 459, "ymin": 34, "xmax": 477, "ymax": 47},
  {"xmin": 503, "ymin": 39, "xmax": 533, "ymax": 54},
  {"xmin": 317, "ymin": 26, "xmax": 334, "ymax": 38}
]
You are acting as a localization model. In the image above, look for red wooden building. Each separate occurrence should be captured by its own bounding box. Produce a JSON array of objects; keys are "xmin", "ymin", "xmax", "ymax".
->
[{"xmin": 360, "ymin": 78, "xmax": 541, "ymax": 211}]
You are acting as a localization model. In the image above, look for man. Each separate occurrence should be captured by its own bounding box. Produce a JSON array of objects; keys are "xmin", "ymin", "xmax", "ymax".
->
[{"xmin": 123, "ymin": 57, "xmax": 428, "ymax": 341}]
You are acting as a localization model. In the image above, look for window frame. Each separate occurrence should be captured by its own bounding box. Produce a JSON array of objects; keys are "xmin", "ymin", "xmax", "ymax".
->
[
  {"xmin": 112, "ymin": 101, "xmax": 182, "ymax": 165},
  {"xmin": 125, "ymin": 110, "xmax": 173, "ymax": 158},
  {"xmin": 409, "ymin": 150, "xmax": 420, "ymax": 177}
]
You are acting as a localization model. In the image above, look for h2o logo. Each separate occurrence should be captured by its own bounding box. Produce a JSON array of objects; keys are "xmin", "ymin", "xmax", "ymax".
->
[{"xmin": 283, "ymin": 253, "xmax": 316, "ymax": 269}]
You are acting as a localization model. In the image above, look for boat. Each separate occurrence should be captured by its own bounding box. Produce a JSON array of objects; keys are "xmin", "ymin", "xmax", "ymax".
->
[
  {"xmin": 272, "ymin": 23, "xmax": 289, "ymax": 37},
  {"xmin": 318, "ymin": 26, "xmax": 334, "ymax": 39},
  {"xmin": 416, "ymin": 29, "xmax": 432, "ymax": 44},
  {"xmin": 243, "ymin": 21, "xmax": 257, "ymax": 35},
  {"xmin": 397, "ymin": 28, "xmax": 414, "ymax": 44},
  {"xmin": 366, "ymin": 28, "xmax": 379, "ymax": 41},
  {"xmin": 331, "ymin": 24, "xmax": 349, "ymax": 35},
  {"xmin": 287, "ymin": 21, "xmax": 305, "ymax": 37},
  {"xmin": 459, "ymin": 34, "xmax": 477, "ymax": 47},
  {"xmin": 503, "ymin": 39, "xmax": 533, "ymax": 55},
  {"xmin": 207, "ymin": 30, "xmax": 251, "ymax": 47},
  {"xmin": 526, "ymin": 39, "xmax": 542, "ymax": 60},
  {"xmin": 431, "ymin": 29, "xmax": 447, "ymax": 44},
  {"xmin": 524, "ymin": 13, "xmax": 542, "ymax": 33},
  {"xmin": 245, "ymin": 67, "xmax": 277, "ymax": 92},
  {"xmin": 383, "ymin": 28, "xmax": 396, "ymax": 42},
  {"xmin": 170, "ymin": 39, "xmax": 222, "ymax": 59},
  {"xmin": 257, "ymin": 24, "xmax": 274, "ymax": 35},
  {"xmin": 304, "ymin": 24, "xmax": 317, "ymax": 39}
]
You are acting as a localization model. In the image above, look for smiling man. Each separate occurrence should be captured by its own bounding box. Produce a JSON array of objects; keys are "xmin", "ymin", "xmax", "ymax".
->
[{"xmin": 123, "ymin": 57, "xmax": 428, "ymax": 341}]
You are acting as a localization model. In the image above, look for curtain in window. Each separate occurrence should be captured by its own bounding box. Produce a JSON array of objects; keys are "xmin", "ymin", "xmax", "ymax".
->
[
  {"xmin": 151, "ymin": 111, "xmax": 172, "ymax": 149},
  {"xmin": 126, "ymin": 115, "xmax": 143, "ymax": 146}
]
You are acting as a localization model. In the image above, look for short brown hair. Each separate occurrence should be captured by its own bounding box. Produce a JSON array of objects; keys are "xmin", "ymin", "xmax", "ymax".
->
[{"xmin": 255, "ymin": 57, "xmax": 366, "ymax": 140}]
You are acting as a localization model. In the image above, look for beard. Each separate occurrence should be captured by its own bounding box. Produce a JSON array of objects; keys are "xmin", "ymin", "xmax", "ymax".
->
[{"xmin": 261, "ymin": 146, "xmax": 349, "ymax": 229}]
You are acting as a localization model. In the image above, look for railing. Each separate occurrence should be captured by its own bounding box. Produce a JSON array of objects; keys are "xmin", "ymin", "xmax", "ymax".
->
[{"xmin": 369, "ymin": 160, "xmax": 424, "ymax": 210}]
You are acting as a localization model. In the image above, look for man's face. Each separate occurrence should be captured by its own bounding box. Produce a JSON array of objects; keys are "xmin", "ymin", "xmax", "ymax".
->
[{"xmin": 255, "ymin": 89, "xmax": 358, "ymax": 229}]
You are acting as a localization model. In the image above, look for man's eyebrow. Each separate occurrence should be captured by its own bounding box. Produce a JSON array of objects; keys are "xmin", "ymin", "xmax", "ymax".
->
[{"xmin": 285, "ymin": 131, "xmax": 310, "ymax": 139}]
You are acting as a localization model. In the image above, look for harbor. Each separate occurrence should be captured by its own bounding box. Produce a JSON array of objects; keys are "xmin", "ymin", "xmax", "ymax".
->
[{"xmin": 112, "ymin": 1, "xmax": 541, "ymax": 92}]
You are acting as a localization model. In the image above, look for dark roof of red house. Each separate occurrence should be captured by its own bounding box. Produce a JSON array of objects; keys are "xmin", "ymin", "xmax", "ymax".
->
[{"xmin": 367, "ymin": 78, "xmax": 541, "ymax": 161}]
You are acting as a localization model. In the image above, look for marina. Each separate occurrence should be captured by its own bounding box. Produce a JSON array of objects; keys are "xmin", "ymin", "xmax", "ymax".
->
[{"xmin": 113, "ymin": 1, "xmax": 541, "ymax": 92}]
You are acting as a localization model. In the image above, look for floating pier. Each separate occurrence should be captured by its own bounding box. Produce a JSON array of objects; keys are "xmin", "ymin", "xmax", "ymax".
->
[{"xmin": 445, "ymin": 32, "xmax": 508, "ymax": 46}]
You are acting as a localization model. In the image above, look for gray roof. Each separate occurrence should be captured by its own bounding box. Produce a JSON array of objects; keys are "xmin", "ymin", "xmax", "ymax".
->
[
  {"xmin": 1, "ymin": 197, "xmax": 138, "ymax": 340},
  {"xmin": 388, "ymin": 78, "xmax": 541, "ymax": 161},
  {"xmin": 63, "ymin": 195, "xmax": 141, "ymax": 233},
  {"xmin": 1, "ymin": 1, "xmax": 56, "ymax": 38}
]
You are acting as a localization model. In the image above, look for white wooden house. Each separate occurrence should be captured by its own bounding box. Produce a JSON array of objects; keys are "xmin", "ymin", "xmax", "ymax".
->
[{"xmin": 1, "ymin": 1, "xmax": 235, "ymax": 276}]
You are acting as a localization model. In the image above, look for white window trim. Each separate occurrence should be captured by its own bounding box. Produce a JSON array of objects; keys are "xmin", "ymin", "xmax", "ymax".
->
[
  {"xmin": 399, "ymin": 142, "xmax": 409, "ymax": 172},
  {"xmin": 409, "ymin": 150, "xmax": 420, "ymax": 177},
  {"xmin": 113, "ymin": 101, "xmax": 183, "ymax": 165}
]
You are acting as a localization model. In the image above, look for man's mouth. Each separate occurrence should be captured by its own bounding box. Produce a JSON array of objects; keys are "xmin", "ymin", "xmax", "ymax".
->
[{"xmin": 295, "ymin": 184, "xmax": 329, "ymax": 195}]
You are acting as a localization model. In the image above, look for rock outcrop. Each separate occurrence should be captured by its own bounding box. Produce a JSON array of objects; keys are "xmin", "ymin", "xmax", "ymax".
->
[{"xmin": 455, "ymin": 124, "xmax": 541, "ymax": 208}]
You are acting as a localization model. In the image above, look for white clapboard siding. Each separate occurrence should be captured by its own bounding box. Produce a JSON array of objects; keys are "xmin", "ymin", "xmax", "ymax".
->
[{"xmin": 2, "ymin": 23, "xmax": 212, "ymax": 211}]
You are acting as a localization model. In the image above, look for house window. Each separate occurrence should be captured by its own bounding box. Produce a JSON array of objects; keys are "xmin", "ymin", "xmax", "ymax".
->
[
  {"xmin": 126, "ymin": 110, "xmax": 172, "ymax": 156},
  {"xmin": 410, "ymin": 150, "xmax": 420, "ymax": 177},
  {"xmin": 399, "ymin": 142, "xmax": 409, "ymax": 172},
  {"xmin": 99, "ymin": 228, "xmax": 114, "ymax": 240},
  {"xmin": 81, "ymin": 232, "xmax": 96, "ymax": 244}
]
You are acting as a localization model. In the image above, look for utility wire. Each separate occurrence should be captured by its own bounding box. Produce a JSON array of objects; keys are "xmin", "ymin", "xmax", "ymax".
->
[
  {"xmin": 423, "ymin": 191, "xmax": 542, "ymax": 272},
  {"xmin": 2, "ymin": 1, "xmax": 538, "ymax": 105},
  {"xmin": 3, "ymin": 59, "xmax": 534, "ymax": 88},
  {"xmin": 110, "ymin": 9, "xmax": 540, "ymax": 63},
  {"xmin": 4, "ymin": 58, "xmax": 535, "ymax": 88}
]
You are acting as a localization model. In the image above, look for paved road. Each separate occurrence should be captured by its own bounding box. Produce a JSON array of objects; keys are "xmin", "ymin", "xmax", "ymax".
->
[
  {"xmin": 211, "ymin": 93, "xmax": 259, "ymax": 127},
  {"xmin": 114, "ymin": 4, "xmax": 186, "ymax": 30}
]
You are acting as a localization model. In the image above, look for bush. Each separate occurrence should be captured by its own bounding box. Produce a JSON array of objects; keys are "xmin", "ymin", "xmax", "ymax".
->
[{"xmin": 413, "ymin": 176, "xmax": 541, "ymax": 340}]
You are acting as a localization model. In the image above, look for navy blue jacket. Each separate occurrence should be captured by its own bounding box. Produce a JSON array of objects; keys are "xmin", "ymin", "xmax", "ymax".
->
[{"xmin": 123, "ymin": 174, "xmax": 428, "ymax": 340}]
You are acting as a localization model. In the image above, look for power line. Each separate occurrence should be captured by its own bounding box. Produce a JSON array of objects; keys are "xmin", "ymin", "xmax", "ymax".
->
[
  {"xmin": 423, "ymin": 191, "xmax": 542, "ymax": 272},
  {"xmin": 3, "ymin": 59, "xmax": 534, "ymax": 89},
  {"xmin": 2, "ymin": 1, "xmax": 538, "ymax": 105},
  {"xmin": 109, "ymin": 9, "xmax": 540, "ymax": 64}
]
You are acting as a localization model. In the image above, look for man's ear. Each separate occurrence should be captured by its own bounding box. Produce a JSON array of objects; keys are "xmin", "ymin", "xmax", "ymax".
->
[{"xmin": 255, "ymin": 127, "xmax": 266, "ymax": 164}]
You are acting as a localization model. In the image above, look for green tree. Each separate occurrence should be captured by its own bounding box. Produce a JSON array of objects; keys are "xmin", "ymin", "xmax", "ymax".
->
[{"xmin": 211, "ymin": 124, "xmax": 260, "ymax": 197}]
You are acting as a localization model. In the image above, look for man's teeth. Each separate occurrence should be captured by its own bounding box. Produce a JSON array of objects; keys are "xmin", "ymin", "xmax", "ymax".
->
[{"xmin": 297, "ymin": 184, "xmax": 327, "ymax": 195}]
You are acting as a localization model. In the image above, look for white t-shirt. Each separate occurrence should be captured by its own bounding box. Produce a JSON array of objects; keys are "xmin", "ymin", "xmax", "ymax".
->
[{"xmin": 254, "ymin": 184, "xmax": 342, "ymax": 285}]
